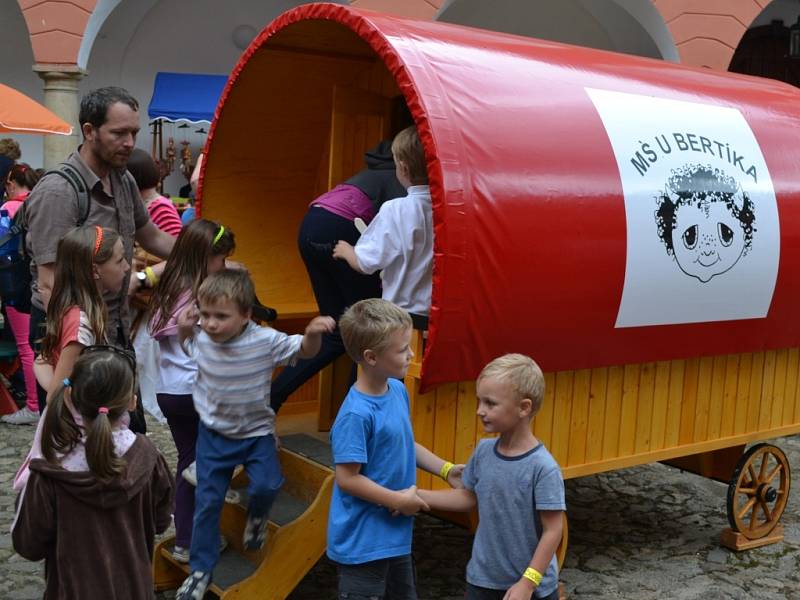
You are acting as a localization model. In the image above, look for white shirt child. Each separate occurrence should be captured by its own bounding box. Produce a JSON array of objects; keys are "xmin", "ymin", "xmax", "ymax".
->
[{"xmin": 354, "ymin": 185, "xmax": 432, "ymax": 315}]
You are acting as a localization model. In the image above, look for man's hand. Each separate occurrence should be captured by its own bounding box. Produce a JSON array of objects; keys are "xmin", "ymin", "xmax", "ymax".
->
[
  {"xmin": 393, "ymin": 486, "xmax": 429, "ymax": 516},
  {"xmin": 503, "ymin": 577, "xmax": 536, "ymax": 600}
]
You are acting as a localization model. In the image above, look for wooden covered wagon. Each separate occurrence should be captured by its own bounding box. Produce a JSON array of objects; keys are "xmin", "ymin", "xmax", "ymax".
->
[{"xmin": 154, "ymin": 3, "xmax": 798, "ymax": 597}]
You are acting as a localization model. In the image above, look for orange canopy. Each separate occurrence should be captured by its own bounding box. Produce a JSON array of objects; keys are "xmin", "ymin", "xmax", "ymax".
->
[{"xmin": 0, "ymin": 84, "xmax": 72, "ymax": 135}]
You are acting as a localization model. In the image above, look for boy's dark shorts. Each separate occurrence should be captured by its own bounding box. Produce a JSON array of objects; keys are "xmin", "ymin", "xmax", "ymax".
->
[
  {"xmin": 465, "ymin": 582, "xmax": 560, "ymax": 600},
  {"xmin": 336, "ymin": 554, "xmax": 416, "ymax": 600}
]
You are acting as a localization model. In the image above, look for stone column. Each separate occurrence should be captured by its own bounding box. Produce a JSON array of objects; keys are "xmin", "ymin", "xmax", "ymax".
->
[{"xmin": 32, "ymin": 65, "xmax": 86, "ymax": 169}]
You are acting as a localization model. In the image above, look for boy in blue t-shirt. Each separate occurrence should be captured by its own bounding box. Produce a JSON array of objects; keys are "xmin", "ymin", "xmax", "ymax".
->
[
  {"xmin": 328, "ymin": 298, "xmax": 462, "ymax": 599},
  {"xmin": 419, "ymin": 354, "xmax": 566, "ymax": 600}
]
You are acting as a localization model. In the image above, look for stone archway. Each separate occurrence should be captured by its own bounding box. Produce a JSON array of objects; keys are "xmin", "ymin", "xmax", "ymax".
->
[
  {"xmin": 435, "ymin": 0, "xmax": 677, "ymax": 61},
  {"xmin": 728, "ymin": 0, "xmax": 800, "ymax": 86},
  {"xmin": 653, "ymin": 0, "xmax": 779, "ymax": 70}
]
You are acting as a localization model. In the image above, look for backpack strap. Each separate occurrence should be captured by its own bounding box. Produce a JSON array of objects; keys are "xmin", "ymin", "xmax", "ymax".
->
[
  {"xmin": 0, "ymin": 214, "xmax": 24, "ymax": 249},
  {"xmin": 44, "ymin": 163, "xmax": 92, "ymax": 225},
  {"xmin": 0, "ymin": 164, "xmax": 92, "ymax": 251}
]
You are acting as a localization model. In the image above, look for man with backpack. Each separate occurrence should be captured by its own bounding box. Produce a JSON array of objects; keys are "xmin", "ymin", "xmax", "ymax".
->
[{"xmin": 24, "ymin": 86, "xmax": 176, "ymax": 430}]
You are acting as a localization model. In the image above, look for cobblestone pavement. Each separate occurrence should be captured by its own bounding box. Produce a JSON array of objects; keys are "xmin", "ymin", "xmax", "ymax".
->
[{"xmin": 1, "ymin": 416, "xmax": 797, "ymax": 599}]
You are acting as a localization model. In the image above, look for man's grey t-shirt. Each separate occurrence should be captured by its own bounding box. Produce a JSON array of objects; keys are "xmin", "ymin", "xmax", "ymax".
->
[
  {"xmin": 25, "ymin": 150, "xmax": 149, "ymax": 337},
  {"xmin": 462, "ymin": 438, "xmax": 566, "ymax": 598}
]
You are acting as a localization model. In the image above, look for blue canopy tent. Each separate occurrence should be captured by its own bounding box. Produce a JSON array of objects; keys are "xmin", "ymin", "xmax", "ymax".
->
[
  {"xmin": 147, "ymin": 72, "xmax": 227, "ymax": 195},
  {"xmin": 148, "ymin": 71, "xmax": 227, "ymax": 123}
]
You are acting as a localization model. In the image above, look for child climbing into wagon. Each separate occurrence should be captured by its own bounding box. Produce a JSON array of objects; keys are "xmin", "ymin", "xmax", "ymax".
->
[
  {"xmin": 418, "ymin": 354, "xmax": 565, "ymax": 600},
  {"xmin": 174, "ymin": 269, "xmax": 335, "ymax": 599},
  {"xmin": 333, "ymin": 125, "xmax": 433, "ymax": 316}
]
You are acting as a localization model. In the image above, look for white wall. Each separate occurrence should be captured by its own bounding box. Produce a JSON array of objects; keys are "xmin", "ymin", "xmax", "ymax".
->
[
  {"xmin": 0, "ymin": 3, "xmax": 45, "ymax": 170},
  {"xmin": 82, "ymin": 0, "xmax": 346, "ymax": 195},
  {"xmin": 436, "ymin": 0, "xmax": 677, "ymax": 61}
]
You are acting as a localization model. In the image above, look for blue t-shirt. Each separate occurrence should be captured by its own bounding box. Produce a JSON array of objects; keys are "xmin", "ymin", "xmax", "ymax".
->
[
  {"xmin": 327, "ymin": 379, "xmax": 416, "ymax": 564},
  {"xmin": 462, "ymin": 438, "xmax": 566, "ymax": 598}
]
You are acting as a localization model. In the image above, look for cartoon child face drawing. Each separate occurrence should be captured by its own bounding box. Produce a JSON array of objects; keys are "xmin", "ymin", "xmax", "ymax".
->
[{"xmin": 655, "ymin": 165, "xmax": 755, "ymax": 283}]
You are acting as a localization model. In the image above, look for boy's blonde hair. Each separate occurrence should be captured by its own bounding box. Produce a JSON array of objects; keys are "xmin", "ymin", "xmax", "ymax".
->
[
  {"xmin": 478, "ymin": 353, "xmax": 545, "ymax": 416},
  {"xmin": 391, "ymin": 125, "xmax": 428, "ymax": 185},
  {"xmin": 339, "ymin": 298, "xmax": 412, "ymax": 362},
  {"xmin": 197, "ymin": 269, "xmax": 254, "ymax": 315}
]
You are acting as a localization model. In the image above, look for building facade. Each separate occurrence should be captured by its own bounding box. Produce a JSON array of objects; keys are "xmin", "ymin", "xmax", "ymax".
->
[{"xmin": 3, "ymin": 0, "xmax": 798, "ymax": 178}]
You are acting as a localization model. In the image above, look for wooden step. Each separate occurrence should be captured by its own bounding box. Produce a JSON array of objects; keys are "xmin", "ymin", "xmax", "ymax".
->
[{"xmin": 153, "ymin": 434, "xmax": 335, "ymax": 599}]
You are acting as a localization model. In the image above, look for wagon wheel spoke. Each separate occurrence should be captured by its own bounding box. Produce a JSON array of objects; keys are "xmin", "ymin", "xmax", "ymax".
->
[
  {"xmin": 747, "ymin": 464, "xmax": 758, "ymax": 484},
  {"xmin": 748, "ymin": 501, "xmax": 760, "ymax": 530},
  {"xmin": 764, "ymin": 462, "xmax": 782, "ymax": 485},
  {"xmin": 737, "ymin": 497, "xmax": 756, "ymax": 521},
  {"xmin": 737, "ymin": 486, "xmax": 756, "ymax": 496},
  {"xmin": 759, "ymin": 499, "xmax": 773, "ymax": 522},
  {"xmin": 758, "ymin": 453, "xmax": 769, "ymax": 482}
]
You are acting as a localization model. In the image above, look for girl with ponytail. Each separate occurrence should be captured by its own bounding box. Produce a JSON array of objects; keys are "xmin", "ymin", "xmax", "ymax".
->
[{"xmin": 12, "ymin": 348, "xmax": 174, "ymax": 599}]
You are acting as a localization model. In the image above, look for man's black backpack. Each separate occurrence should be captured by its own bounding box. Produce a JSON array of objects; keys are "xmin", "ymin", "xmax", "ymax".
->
[{"xmin": 0, "ymin": 163, "xmax": 91, "ymax": 312}]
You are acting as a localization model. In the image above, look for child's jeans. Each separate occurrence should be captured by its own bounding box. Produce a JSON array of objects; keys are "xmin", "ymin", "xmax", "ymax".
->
[
  {"xmin": 156, "ymin": 393, "xmax": 198, "ymax": 548},
  {"xmin": 465, "ymin": 582, "xmax": 560, "ymax": 600},
  {"xmin": 189, "ymin": 423, "xmax": 283, "ymax": 573},
  {"xmin": 335, "ymin": 554, "xmax": 417, "ymax": 600}
]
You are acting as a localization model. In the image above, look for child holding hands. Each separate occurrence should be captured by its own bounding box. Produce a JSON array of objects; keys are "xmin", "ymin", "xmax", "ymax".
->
[
  {"xmin": 174, "ymin": 269, "xmax": 335, "ymax": 599},
  {"xmin": 328, "ymin": 298, "xmax": 462, "ymax": 599},
  {"xmin": 419, "ymin": 354, "xmax": 565, "ymax": 600}
]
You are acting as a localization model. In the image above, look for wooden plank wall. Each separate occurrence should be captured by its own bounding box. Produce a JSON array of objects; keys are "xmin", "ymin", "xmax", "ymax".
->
[
  {"xmin": 408, "ymin": 347, "xmax": 800, "ymax": 481},
  {"xmin": 277, "ymin": 59, "xmax": 398, "ymax": 414}
]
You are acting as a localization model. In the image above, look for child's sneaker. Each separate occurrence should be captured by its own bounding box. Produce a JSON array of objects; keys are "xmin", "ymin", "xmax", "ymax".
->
[
  {"xmin": 181, "ymin": 462, "xmax": 197, "ymax": 486},
  {"xmin": 242, "ymin": 514, "xmax": 268, "ymax": 551},
  {"xmin": 171, "ymin": 535, "xmax": 227, "ymax": 564},
  {"xmin": 171, "ymin": 545, "xmax": 190, "ymax": 563},
  {"xmin": 175, "ymin": 571, "xmax": 210, "ymax": 600},
  {"xmin": 1, "ymin": 406, "xmax": 40, "ymax": 425}
]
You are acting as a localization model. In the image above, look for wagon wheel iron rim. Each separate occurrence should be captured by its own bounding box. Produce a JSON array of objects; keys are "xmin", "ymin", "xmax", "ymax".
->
[{"xmin": 726, "ymin": 443, "xmax": 791, "ymax": 540}]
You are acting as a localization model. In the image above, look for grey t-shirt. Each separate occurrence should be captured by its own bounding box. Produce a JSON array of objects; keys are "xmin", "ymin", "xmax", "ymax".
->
[
  {"xmin": 25, "ymin": 150, "xmax": 150, "ymax": 338},
  {"xmin": 462, "ymin": 438, "xmax": 566, "ymax": 598}
]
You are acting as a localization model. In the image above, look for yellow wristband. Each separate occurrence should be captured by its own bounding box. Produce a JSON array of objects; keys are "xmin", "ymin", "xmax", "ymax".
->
[
  {"xmin": 523, "ymin": 567, "xmax": 542, "ymax": 586},
  {"xmin": 439, "ymin": 461, "xmax": 454, "ymax": 481},
  {"xmin": 144, "ymin": 266, "xmax": 159, "ymax": 287}
]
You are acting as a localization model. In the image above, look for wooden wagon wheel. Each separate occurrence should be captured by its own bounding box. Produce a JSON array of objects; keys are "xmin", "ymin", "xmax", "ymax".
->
[{"xmin": 726, "ymin": 443, "xmax": 791, "ymax": 540}]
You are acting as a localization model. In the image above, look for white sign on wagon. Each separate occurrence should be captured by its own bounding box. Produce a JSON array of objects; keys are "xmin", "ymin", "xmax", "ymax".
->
[{"xmin": 586, "ymin": 88, "xmax": 780, "ymax": 328}]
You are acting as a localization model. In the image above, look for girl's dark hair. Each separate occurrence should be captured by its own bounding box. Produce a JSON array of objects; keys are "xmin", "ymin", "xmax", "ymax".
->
[
  {"xmin": 41, "ymin": 349, "xmax": 136, "ymax": 480},
  {"xmin": 127, "ymin": 148, "xmax": 160, "ymax": 191},
  {"xmin": 149, "ymin": 219, "xmax": 235, "ymax": 334},
  {"xmin": 40, "ymin": 226, "xmax": 120, "ymax": 361},
  {"xmin": 6, "ymin": 162, "xmax": 41, "ymax": 191}
]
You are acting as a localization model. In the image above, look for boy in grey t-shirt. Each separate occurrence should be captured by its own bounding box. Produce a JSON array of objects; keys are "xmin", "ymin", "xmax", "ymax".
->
[{"xmin": 418, "ymin": 354, "xmax": 565, "ymax": 600}]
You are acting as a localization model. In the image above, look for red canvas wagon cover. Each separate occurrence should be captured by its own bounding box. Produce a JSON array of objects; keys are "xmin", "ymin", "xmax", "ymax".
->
[{"xmin": 202, "ymin": 4, "xmax": 800, "ymax": 390}]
